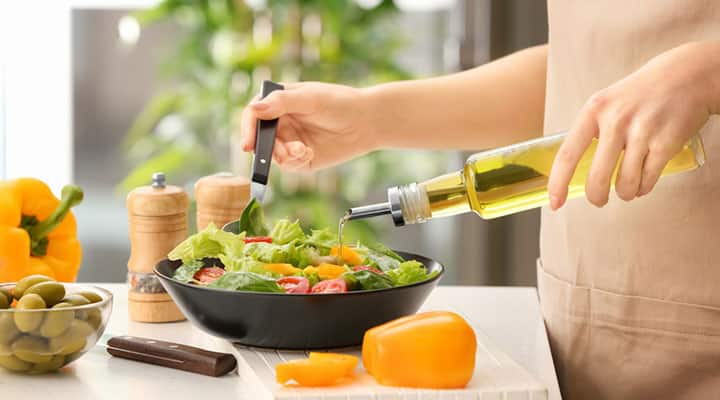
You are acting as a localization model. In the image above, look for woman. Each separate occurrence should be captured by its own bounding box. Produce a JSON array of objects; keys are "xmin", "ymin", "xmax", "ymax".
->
[{"xmin": 239, "ymin": 2, "xmax": 720, "ymax": 398}]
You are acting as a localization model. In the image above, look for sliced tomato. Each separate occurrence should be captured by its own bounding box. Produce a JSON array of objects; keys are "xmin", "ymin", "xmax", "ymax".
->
[
  {"xmin": 311, "ymin": 278, "xmax": 347, "ymax": 294},
  {"xmin": 352, "ymin": 265, "xmax": 383, "ymax": 274},
  {"xmin": 277, "ymin": 276, "xmax": 310, "ymax": 294},
  {"xmin": 193, "ymin": 266, "xmax": 225, "ymax": 284},
  {"xmin": 244, "ymin": 236, "xmax": 273, "ymax": 244}
]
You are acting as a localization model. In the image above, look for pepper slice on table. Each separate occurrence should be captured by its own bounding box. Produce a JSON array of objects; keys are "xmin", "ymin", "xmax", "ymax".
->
[
  {"xmin": 276, "ymin": 352, "xmax": 359, "ymax": 386},
  {"xmin": 362, "ymin": 311, "xmax": 477, "ymax": 389},
  {"xmin": 0, "ymin": 178, "xmax": 84, "ymax": 282}
]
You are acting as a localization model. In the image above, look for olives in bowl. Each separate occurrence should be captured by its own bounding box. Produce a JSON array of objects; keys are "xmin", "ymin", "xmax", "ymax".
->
[{"xmin": 0, "ymin": 275, "xmax": 112, "ymax": 374}]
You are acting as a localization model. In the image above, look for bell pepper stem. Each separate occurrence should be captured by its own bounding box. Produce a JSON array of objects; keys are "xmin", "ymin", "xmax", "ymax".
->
[{"xmin": 29, "ymin": 185, "xmax": 84, "ymax": 243}]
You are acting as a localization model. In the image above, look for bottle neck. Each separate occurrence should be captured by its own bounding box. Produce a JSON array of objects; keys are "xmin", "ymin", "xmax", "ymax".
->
[{"xmin": 389, "ymin": 171, "xmax": 470, "ymax": 225}]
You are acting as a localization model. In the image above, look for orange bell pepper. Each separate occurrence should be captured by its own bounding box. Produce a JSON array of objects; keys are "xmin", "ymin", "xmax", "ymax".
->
[
  {"xmin": 276, "ymin": 352, "xmax": 359, "ymax": 386},
  {"xmin": 0, "ymin": 178, "xmax": 83, "ymax": 283},
  {"xmin": 330, "ymin": 245, "xmax": 363, "ymax": 265},
  {"xmin": 362, "ymin": 311, "xmax": 476, "ymax": 389},
  {"xmin": 263, "ymin": 263, "xmax": 300, "ymax": 276},
  {"xmin": 315, "ymin": 263, "xmax": 347, "ymax": 280}
]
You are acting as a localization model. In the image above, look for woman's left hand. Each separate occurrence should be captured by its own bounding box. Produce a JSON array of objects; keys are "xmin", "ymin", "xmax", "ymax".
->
[{"xmin": 548, "ymin": 41, "xmax": 720, "ymax": 210}]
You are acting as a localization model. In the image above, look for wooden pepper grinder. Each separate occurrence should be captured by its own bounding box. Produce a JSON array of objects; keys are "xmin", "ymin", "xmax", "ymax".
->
[
  {"xmin": 126, "ymin": 172, "xmax": 188, "ymax": 323},
  {"xmin": 195, "ymin": 172, "xmax": 250, "ymax": 231}
]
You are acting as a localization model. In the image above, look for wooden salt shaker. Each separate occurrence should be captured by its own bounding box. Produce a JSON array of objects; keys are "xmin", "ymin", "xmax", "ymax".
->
[
  {"xmin": 195, "ymin": 173, "xmax": 250, "ymax": 231},
  {"xmin": 126, "ymin": 172, "xmax": 188, "ymax": 323}
]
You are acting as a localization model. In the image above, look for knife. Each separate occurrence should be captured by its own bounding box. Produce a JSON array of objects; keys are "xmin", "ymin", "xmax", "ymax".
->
[
  {"xmin": 98, "ymin": 333, "xmax": 237, "ymax": 377},
  {"xmin": 250, "ymin": 80, "xmax": 284, "ymax": 203}
]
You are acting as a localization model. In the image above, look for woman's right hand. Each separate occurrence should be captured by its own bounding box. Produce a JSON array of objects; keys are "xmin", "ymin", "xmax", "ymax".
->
[{"xmin": 239, "ymin": 82, "xmax": 377, "ymax": 172}]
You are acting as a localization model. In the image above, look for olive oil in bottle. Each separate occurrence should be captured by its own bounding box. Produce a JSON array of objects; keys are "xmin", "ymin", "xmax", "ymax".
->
[{"xmin": 344, "ymin": 132, "xmax": 705, "ymax": 226}]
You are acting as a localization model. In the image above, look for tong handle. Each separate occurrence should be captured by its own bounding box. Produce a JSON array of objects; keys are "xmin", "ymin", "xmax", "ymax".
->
[{"xmin": 252, "ymin": 80, "xmax": 284, "ymax": 185}]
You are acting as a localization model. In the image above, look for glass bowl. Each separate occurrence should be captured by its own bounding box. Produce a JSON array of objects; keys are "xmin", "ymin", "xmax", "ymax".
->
[{"xmin": 0, "ymin": 283, "xmax": 113, "ymax": 374}]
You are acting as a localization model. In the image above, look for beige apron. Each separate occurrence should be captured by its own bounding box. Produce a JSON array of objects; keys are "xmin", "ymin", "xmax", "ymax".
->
[{"xmin": 540, "ymin": 1, "xmax": 720, "ymax": 399}]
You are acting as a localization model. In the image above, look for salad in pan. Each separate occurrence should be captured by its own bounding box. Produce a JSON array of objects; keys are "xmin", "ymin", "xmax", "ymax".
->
[{"xmin": 168, "ymin": 199, "xmax": 438, "ymax": 294}]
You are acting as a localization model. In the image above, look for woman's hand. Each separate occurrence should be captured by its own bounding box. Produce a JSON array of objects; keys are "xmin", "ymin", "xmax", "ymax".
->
[
  {"xmin": 238, "ymin": 82, "xmax": 377, "ymax": 172},
  {"xmin": 548, "ymin": 41, "xmax": 720, "ymax": 210}
]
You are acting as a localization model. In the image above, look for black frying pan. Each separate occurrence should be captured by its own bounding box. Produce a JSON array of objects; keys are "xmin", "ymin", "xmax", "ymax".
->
[{"xmin": 154, "ymin": 251, "xmax": 444, "ymax": 349}]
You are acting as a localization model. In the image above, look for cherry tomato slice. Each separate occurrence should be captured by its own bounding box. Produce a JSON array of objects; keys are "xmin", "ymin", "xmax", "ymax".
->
[
  {"xmin": 193, "ymin": 266, "xmax": 225, "ymax": 284},
  {"xmin": 244, "ymin": 236, "xmax": 273, "ymax": 244},
  {"xmin": 311, "ymin": 278, "xmax": 348, "ymax": 294},
  {"xmin": 352, "ymin": 265, "xmax": 383, "ymax": 274},
  {"xmin": 277, "ymin": 276, "xmax": 311, "ymax": 294}
]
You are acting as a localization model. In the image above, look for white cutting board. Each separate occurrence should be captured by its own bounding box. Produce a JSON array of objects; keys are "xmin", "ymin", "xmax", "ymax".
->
[{"xmin": 229, "ymin": 328, "xmax": 547, "ymax": 400}]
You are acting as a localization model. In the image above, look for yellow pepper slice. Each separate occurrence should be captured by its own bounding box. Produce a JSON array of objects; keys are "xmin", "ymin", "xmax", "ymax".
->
[
  {"xmin": 316, "ymin": 263, "xmax": 347, "ymax": 280},
  {"xmin": 362, "ymin": 311, "xmax": 476, "ymax": 389},
  {"xmin": 330, "ymin": 245, "xmax": 363, "ymax": 265},
  {"xmin": 276, "ymin": 352, "xmax": 358, "ymax": 387},
  {"xmin": 263, "ymin": 263, "xmax": 301, "ymax": 276}
]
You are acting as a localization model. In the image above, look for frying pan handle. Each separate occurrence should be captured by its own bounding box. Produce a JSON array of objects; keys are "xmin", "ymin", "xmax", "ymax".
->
[{"xmin": 252, "ymin": 80, "xmax": 284, "ymax": 186}]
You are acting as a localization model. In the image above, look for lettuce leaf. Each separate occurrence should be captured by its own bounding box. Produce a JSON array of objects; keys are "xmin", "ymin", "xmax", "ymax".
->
[
  {"xmin": 172, "ymin": 261, "xmax": 203, "ymax": 283},
  {"xmin": 168, "ymin": 223, "xmax": 244, "ymax": 264},
  {"xmin": 239, "ymin": 198, "xmax": 269, "ymax": 236},
  {"xmin": 304, "ymin": 228, "xmax": 337, "ymax": 248},
  {"xmin": 269, "ymin": 219, "xmax": 305, "ymax": 245},
  {"xmin": 364, "ymin": 241, "xmax": 404, "ymax": 262},
  {"xmin": 386, "ymin": 260, "xmax": 438, "ymax": 286},
  {"xmin": 208, "ymin": 271, "xmax": 283, "ymax": 292},
  {"xmin": 285, "ymin": 240, "xmax": 318, "ymax": 268},
  {"xmin": 343, "ymin": 270, "xmax": 393, "ymax": 290},
  {"xmin": 243, "ymin": 242, "xmax": 289, "ymax": 264}
]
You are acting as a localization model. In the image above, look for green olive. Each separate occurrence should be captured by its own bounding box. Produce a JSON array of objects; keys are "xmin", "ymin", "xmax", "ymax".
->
[
  {"xmin": 85, "ymin": 309, "xmax": 103, "ymax": 330},
  {"xmin": 12, "ymin": 335, "xmax": 52, "ymax": 364},
  {"xmin": 0, "ymin": 287, "xmax": 13, "ymax": 305},
  {"xmin": 77, "ymin": 291, "xmax": 103, "ymax": 304},
  {"xmin": 14, "ymin": 294, "xmax": 46, "ymax": 333},
  {"xmin": 0, "ymin": 294, "xmax": 8, "ymax": 309},
  {"xmin": 49, "ymin": 319, "xmax": 93, "ymax": 356},
  {"xmin": 24, "ymin": 281, "xmax": 65, "ymax": 307},
  {"xmin": 62, "ymin": 294, "xmax": 91, "ymax": 307},
  {"xmin": 13, "ymin": 275, "xmax": 54, "ymax": 299},
  {"xmin": 0, "ymin": 313, "xmax": 20, "ymax": 345},
  {"xmin": 28, "ymin": 355, "xmax": 65, "ymax": 374},
  {"xmin": 40, "ymin": 303, "xmax": 74, "ymax": 338},
  {"xmin": 0, "ymin": 353, "xmax": 32, "ymax": 372}
]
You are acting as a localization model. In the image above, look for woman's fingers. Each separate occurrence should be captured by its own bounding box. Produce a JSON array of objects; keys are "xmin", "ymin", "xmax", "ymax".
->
[
  {"xmin": 547, "ymin": 103, "xmax": 599, "ymax": 210},
  {"xmin": 585, "ymin": 123, "xmax": 625, "ymax": 207},
  {"xmin": 250, "ymin": 89, "xmax": 316, "ymax": 119},
  {"xmin": 614, "ymin": 127, "xmax": 649, "ymax": 201}
]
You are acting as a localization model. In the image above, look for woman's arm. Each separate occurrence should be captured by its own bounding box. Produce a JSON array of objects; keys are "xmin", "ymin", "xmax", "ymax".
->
[
  {"xmin": 240, "ymin": 45, "xmax": 548, "ymax": 171},
  {"xmin": 548, "ymin": 41, "xmax": 720, "ymax": 209},
  {"xmin": 366, "ymin": 44, "xmax": 548, "ymax": 150}
]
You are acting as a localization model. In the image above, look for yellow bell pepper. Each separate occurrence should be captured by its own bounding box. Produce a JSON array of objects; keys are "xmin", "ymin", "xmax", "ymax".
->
[
  {"xmin": 0, "ymin": 178, "xmax": 83, "ymax": 283},
  {"xmin": 316, "ymin": 263, "xmax": 347, "ymax": 280},
  {"xmin": 276, "ymin": 352, "xmax": 358, "ymax": 387},
  {"xmin": 362, "ymin": 311, "xmax": 476, "ymax": 389},
  {"xmin": 263, "ymin": 263, "xmax": 300, "ymax": 276},
  {"xmin": 330, "ymin": 245, "xmax": 363, "ymax": 265}
]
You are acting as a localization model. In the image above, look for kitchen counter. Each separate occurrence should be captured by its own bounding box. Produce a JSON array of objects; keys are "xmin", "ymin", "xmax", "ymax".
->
[{"xmin": 0, "ymin": 284, "xmax": 561, "ymax": 400}]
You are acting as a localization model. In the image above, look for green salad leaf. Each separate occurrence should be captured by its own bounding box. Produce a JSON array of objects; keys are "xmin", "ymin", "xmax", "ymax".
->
[
  {"xmin": 304, "ymin": 228, "xmax": 337, "ymax": 250},
  {"xmin": 343, "ymin": 270, "xmax": 393, "ymax": 290},
  {"xmin": 168, "ymin": 223, "xmax": 244, "ymax": 264},
  {"xmin": 239, "ymin": 198, "xmax": 269, "ymax": 236},
  {"xmin": 386, "ymin": 260, "xmax": 438, "ymax": 286},
  {"xmin": 208, "ymin": 271, "xmax": 283, "ymax": 292},
  {"xmin": 244, "ymin": 242, "xmax": 289, "ymax": 264},
  {"xmin": 302, "ymin": 267, "xmax": 320, "ymax": 287},
  {"xmin": 365, "ymin": 241, "xmax": 404, "ymax": 262},
  {"xmin": 173, "ymin": 261, "xmax": 203, "ymax": 283},
  {"xmin": 286, "ymin": 240, "xmax": 318, "ymax": 268},
  {"xmin": 269, "ymin": 219, "xmax": 305, "ymax": 245},
  {"xmin": 365, "ymin": 251, "xmax": 401, "ymax": 272}
]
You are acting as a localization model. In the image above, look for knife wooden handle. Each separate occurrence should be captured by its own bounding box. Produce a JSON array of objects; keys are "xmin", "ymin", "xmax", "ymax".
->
[
  {"xmin": 252, "ymin": 80, "xmax": 284, "ymax": 186},
  {"xmin": 106, "ymin": 335, "xmax": 237, "ymax": 377}
]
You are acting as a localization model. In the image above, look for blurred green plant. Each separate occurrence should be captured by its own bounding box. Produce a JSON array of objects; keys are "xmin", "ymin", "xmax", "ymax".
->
[{"xmin": 121, "ymin": 0, "xmax": 446, "ymax": 241}]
